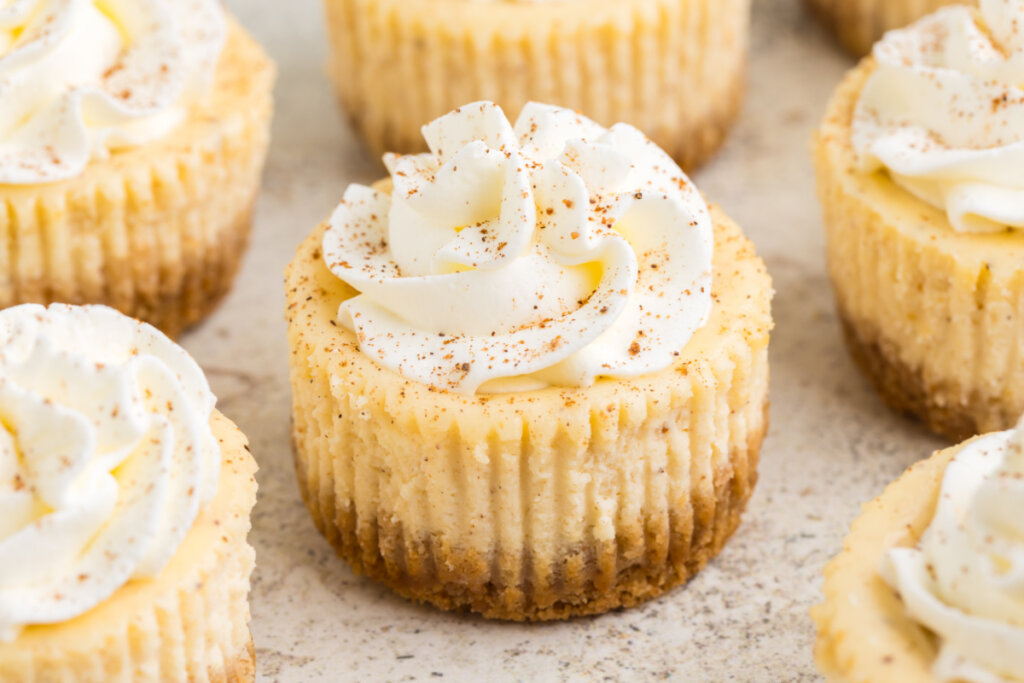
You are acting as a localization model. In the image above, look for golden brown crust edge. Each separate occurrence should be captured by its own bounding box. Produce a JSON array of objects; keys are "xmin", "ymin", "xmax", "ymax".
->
[
  {"xmin": 838, "ymin": 307, "xmax": 1005, "ymax": 443},
  {"xmin": 212, "ymin": 636, "xmax": 257, "ymax": 683},
  {"xmin": 294, "ymin": 408, "xmax": 767, "ymax": 621},
  {"xmin": 121, "ymin": 200, "xmax": 255, "ymax": 338}
]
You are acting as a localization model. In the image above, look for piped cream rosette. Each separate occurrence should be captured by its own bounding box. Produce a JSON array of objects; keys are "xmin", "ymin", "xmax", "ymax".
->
[
  {"xmin": 324, "ymin": 101, "xmax": 713, "ymax": 394},
  {"xmin": 0, "ymin": 0, "xmax": 225, "ymax": 184},
  {"xmin": 853, "ymin": 0, "xmax": 1024, "ymax": 235},
  {"xmin": 0, "ymin": 304, "xmax": 220, "ymax": 641}
]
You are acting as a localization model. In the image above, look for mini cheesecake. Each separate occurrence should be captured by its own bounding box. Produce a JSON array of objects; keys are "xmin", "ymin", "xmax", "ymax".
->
[{"xmin": 321, "ymin": 0, "xmax": 749, "ymax": 170}]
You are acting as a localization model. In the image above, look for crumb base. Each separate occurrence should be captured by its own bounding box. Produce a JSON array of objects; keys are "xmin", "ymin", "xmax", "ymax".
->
[
  {"xmin": 297, "ymin": 416, "xmax": 766, "ymax": 621},
  {"xmin": 838, "ymin": 307, "xmax": 1013, "ymax": 442}
]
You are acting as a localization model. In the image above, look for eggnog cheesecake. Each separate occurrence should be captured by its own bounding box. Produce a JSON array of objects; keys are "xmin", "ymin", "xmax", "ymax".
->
[
  {"xmin": 805, "ymin": 0, "xmax": 975, "ymax": 56},
  {"xmin": 0, "ymin": 304, "xmax": 258, "ymax": 683},
  {"xmin": 286, "ymin": 101, "xmax": 773, "ymax": 620},
  {"xmin": 813, "ymin": 415, "xmax": 1024, "ymax": 683},
  {"xmin": 321, "ymin": 0, "xmax": 749, "ymax": 170},
  {"xmin": 0, "ymin": 0, "xmax": 275, "ymax": 336},
  {"xmin": 816, "ymin": 0, "xmax": 1024, "ymax": 441}
]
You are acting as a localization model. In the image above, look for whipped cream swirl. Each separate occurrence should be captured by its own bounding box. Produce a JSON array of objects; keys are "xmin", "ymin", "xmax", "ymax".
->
[
  {"xmin": 323, "ymin": 101, "xmax": 713, "ymax": 394},
  {"xmin": 852, "ymin": 0, "xmax": 1024, "ymax": 233},
  {"xmin": 0, "ymin": 0, "xmax": 226, "ymax": 184},
  {"xmin": 0, "ymin": 304, "xmax": 220, "ymax": 640},
  {"xmin": 883, "ymin": 415, "xmax": 1024, "ymax": 682}
]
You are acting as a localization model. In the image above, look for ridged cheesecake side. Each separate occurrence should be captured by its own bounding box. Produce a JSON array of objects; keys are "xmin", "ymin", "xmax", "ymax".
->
[
  {"xmin": 286, "ymin": 205, "xmax": 772, "ymax": 620},
  {"xmin": 322, "ymin": 0, "xmax": 748, "ymax": 171}
]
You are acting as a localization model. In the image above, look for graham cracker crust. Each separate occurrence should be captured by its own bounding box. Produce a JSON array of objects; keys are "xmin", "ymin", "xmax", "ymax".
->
[
  {"xmin": 138, "ymin": 203, "xmax": 255, "ymax": 338},
  {"xmin": 213, "ymin": 636, "xmax": 256, "ymax": 683},
  {"xmin": 296, "ymin": 416, "xmax": 767, "ymax": 622},
  {"xmin": 838, "ymin": 308, "xmax": 1015, "ymax": 442}
]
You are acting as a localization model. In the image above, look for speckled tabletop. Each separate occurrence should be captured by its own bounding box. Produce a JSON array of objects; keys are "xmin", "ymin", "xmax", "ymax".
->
[{"xmin": 187, "ymin": 1, "xmax": 948, "ymax": 680}]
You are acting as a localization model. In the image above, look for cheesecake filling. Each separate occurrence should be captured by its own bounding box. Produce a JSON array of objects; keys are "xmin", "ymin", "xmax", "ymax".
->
[
  {"xmin": 0, "ymin": 304, "xmax": 220, "ymax": 641},
  {"xmin": 852, "ymin": 0, "xmax": 1024, "ymax": 233},
  {"xmin": 0, "ymin": 0, "xmax": 226, "ymax": 184},
  {"xmin": 882, "ymin": 415, "xmax": 1024, "ymax": 682},
  {"xmin": 322, "ymin": 101, "xmax": 713, "ymax": 394}
]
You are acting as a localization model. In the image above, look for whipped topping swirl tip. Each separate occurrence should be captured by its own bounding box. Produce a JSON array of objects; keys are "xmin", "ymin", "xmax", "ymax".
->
[
  {"xmin": 322, "ymin": 101, "xmax": 714, "ymax": 394},
  {"xmin": 852, "ymin": 0, "xmax": 1024, "ymax": 233}
]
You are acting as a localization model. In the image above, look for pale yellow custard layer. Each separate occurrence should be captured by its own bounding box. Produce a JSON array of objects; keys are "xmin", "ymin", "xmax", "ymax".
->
[{"xmin": 813, "ymin": 445, "xmax": 958, "ymax": 682}]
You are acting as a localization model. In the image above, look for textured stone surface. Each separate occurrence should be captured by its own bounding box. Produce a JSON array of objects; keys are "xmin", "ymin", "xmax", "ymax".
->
[{"xmin": 181, "ymin": 1, "xmax": 949, "ymax": 680}]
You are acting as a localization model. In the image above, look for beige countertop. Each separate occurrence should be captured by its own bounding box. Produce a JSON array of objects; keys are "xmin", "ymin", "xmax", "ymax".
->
[{"xmin": 190, "ymin": 0, "xmax": 948, "ymax": 679}]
